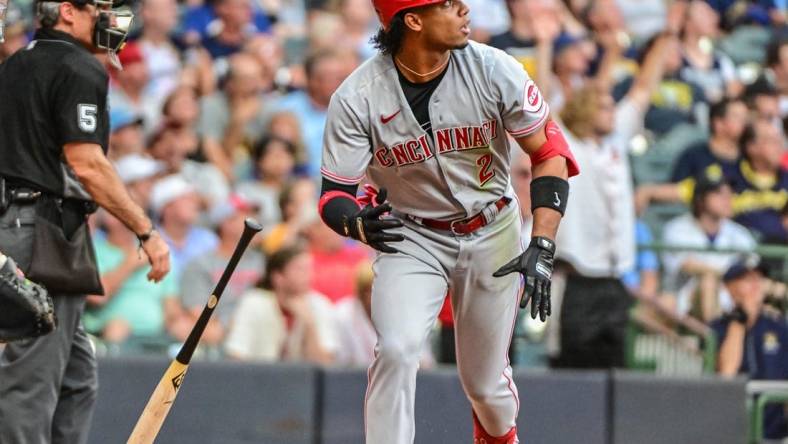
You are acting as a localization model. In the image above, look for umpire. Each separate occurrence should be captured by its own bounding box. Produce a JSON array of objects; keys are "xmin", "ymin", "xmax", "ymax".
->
[{"xmin": 0, "ymin": 0, "xmax": 171, "ymax": 442}]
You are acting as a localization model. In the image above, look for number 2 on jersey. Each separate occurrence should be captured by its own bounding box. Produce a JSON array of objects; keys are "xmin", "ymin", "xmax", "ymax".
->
[{"xmin": 476, "ymin": 153, "xmax": 495, "ymax": 186}]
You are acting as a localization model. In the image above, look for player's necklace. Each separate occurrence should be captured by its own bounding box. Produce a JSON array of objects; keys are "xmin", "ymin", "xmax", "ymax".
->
[{"xmin": 395, "ymin": 54, "xmax": 450, "ymax": 78}]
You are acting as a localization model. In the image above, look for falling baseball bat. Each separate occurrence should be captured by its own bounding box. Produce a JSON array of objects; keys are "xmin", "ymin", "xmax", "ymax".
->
[{"xmin": 127, "ymin": 218, "xmax": 263, "ymax": 444}]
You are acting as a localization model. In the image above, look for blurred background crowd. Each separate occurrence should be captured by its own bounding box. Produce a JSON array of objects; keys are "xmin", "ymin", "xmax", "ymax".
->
[{"xmin": 1, "ymin": 0, "xmax": 788, "ymax": 417}]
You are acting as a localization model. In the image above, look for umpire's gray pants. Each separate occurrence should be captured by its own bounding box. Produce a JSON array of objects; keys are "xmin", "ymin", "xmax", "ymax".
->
[{"xmin": 0, "ymin": 203, "xmax": 98, "ymax": 444}]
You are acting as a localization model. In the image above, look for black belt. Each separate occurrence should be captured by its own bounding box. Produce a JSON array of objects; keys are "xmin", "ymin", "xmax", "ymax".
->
[
  {"xmin": 1, "ymin": 179, "xmax": 96, "ymax": 216},
  {"xmin": 8, "ymin": 188, "xmax": 42, "ymax": 204},
  {"xmin": 1, "ymin": 179, "xmax": 33, "ymax": 214}
]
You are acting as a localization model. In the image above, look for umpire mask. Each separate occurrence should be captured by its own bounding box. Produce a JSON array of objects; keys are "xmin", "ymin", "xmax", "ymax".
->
[
  {"xmin": 91, "ymin": 0, "xmax": 133, "ymax": 69},
  {"xmin": 37, "ymin": 0, "xmax": 132, "ymax": 68}
]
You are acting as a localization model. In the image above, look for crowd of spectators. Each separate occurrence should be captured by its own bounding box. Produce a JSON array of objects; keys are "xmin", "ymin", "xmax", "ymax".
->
[{"xmin": 1, "ymin": 0, "xmax": 786, "ymax": 385}]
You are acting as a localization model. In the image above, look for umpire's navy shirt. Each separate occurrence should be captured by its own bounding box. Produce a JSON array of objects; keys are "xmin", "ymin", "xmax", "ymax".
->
[
  {"xmin": 712, "ymin": 312, "xmax": 788, "ymax": 439},
  {"xmin": 0, "ymin": 28, "xmax": 109, "ymax": 197}
]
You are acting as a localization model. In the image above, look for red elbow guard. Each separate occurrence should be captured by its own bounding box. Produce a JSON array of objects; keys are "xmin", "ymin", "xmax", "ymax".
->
[{"xmin": 529, "ymin": 120, "xmax": 580, "ymax": 177}]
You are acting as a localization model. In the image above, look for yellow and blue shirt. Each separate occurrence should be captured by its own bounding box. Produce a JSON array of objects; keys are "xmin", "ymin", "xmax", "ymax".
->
[
  {"xmin": 673, "ymin": 161, "xmax": 787, "ymax": 243},
  {"xmin": 726, "ymin": 161, "xmax": 788, "ymax": 243}
]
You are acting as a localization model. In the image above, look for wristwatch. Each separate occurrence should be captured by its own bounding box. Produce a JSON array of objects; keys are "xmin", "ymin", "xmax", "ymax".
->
[{"xmin": 136, "ymin": 227, "xmax": 156, "ymax": 246}]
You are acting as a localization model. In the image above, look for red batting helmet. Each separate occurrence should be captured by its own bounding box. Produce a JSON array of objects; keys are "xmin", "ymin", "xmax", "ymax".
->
[{"xmin": 372, "ymin": 0, "xmax": 445, "ymax": 29}]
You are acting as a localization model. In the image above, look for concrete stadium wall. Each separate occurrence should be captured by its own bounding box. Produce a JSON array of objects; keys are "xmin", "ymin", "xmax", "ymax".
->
[
  {"xmin": 318, "ymin": 368, "xmax": 610, "ymax": 444},
  {"xmin": 89, "ymin": 359, "xmax": 745, "ymax": 444},
  {"xmin": 611, "ymin": 371, "xmax": 748, "ymax": 444},
  {"xmin": 91, "ymin": 358, "xmax": 319, "ymax": 444}
]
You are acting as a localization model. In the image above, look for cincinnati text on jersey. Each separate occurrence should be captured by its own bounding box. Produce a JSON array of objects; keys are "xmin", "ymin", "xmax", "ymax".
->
[{"xmin": 374, "ymin": 119, "xmax": 499, "ymax": 168}]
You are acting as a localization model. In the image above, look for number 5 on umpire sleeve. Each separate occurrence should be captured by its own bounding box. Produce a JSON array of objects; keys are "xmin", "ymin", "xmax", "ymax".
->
[{"xmin": 77, "ymin": 104, "xmax": 97, "ymax": 133}]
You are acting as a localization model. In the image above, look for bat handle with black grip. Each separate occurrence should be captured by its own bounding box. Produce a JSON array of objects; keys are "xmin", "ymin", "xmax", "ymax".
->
[{"xmin": 176, "ymin": 218, "xmax": 263, "ymax": 364}]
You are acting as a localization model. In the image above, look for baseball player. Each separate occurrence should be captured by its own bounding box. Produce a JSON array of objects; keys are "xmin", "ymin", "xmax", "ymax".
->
[{"xmin": 318, "ymin": 1, "xmax": 579, "ymax": 443}]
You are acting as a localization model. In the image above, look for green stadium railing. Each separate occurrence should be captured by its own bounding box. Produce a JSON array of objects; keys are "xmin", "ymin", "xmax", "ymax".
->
[
  {"xmin": 639, "ymin": 242, "xmax": 788, "ymax": 281},
  {"xmin": 746, "ymin": 380, "xmax": 788, "ymax": 443},
  {"xmin": 625, "ymin": 290, "xmax": 717, "ymax": 376}
]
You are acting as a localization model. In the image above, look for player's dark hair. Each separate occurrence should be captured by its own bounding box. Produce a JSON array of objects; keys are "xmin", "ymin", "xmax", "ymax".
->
[
  {"xmin": 259, "ymin": 244, "xmax": 306, "ymax": 290},
  {"xmin": 371, "ymin": 12, "xmax": 407, "ymax": 56}
]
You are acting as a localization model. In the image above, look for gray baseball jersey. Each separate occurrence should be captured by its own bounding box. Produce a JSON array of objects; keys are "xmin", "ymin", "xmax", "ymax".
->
[
  {"xmin": 321, "ymin": 41, "xmax": 547, "ymax": 444},
  {"xmin": 321, "ymin": 40, "xmax": 549, "ymax": 220}
]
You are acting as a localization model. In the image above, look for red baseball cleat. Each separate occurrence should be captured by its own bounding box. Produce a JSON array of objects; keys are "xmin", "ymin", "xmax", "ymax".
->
[{"xmin": 473, "ymin": 411, "xmax": 519, "ymax": 444}]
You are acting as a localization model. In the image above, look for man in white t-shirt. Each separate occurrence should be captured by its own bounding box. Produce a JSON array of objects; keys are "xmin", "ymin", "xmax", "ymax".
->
[
  {"xmin": 224, "ymin": 245, "xmax": 337, "ymax": 364},
  {"xmin": 662, "ymin": 170, "xmax": 756, "ymax": 321}
]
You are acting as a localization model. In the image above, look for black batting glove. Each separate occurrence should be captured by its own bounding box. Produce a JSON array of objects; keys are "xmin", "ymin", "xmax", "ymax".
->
[
  {"xmin": 343, "ymin": 188, "xmax": 405, "ymax": 254},
  {"xmin": 493, "ymin": 236, "xmax": 556, "ymax": 321}
]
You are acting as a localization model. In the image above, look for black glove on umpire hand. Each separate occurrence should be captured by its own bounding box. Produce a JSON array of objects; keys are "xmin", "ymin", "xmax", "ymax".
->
[
  {"xmin": 343, "ymin": 188, "xmax": 405, "ymax": 254},
  {"xmin": 493, "ymin": 236, "xmax": 556, "ymax": 321},
  {"xmin": 0, "ymin": 255, "xmax": 56, "ymax": 342}
]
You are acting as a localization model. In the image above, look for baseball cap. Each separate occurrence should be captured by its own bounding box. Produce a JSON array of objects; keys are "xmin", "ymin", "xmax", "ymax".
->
[
  {"xmin": 372, "ymin": 0, "xmax": 444, "ymax": 29},
  {"xmin": 732, "ymin": 4, "xmax": 771, "ymax": 26},
  {"xmin": 208, "ymin": 194, "xmax": 259, "ymax": 228},
  {"xmin": 110, "ymin": 107, "xmax": 144, "ymax": 132},
  {"xmin": 723, "ymin": 255, "xmax": 769, "ymax": 283},
  {"xmin": 150, "ymin": 175, "xmax": 196, "ymax": 214},
  {"xmin": 117, "ymin": 40, "xmax": 144, "ymax": 66},
  {"xmin": 113, "ymin": 154, "xmax": 165, "ymax": 184},
  {"xmin": 553, "ymin": 33, "xmax": 585, "ymax": 55}
]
